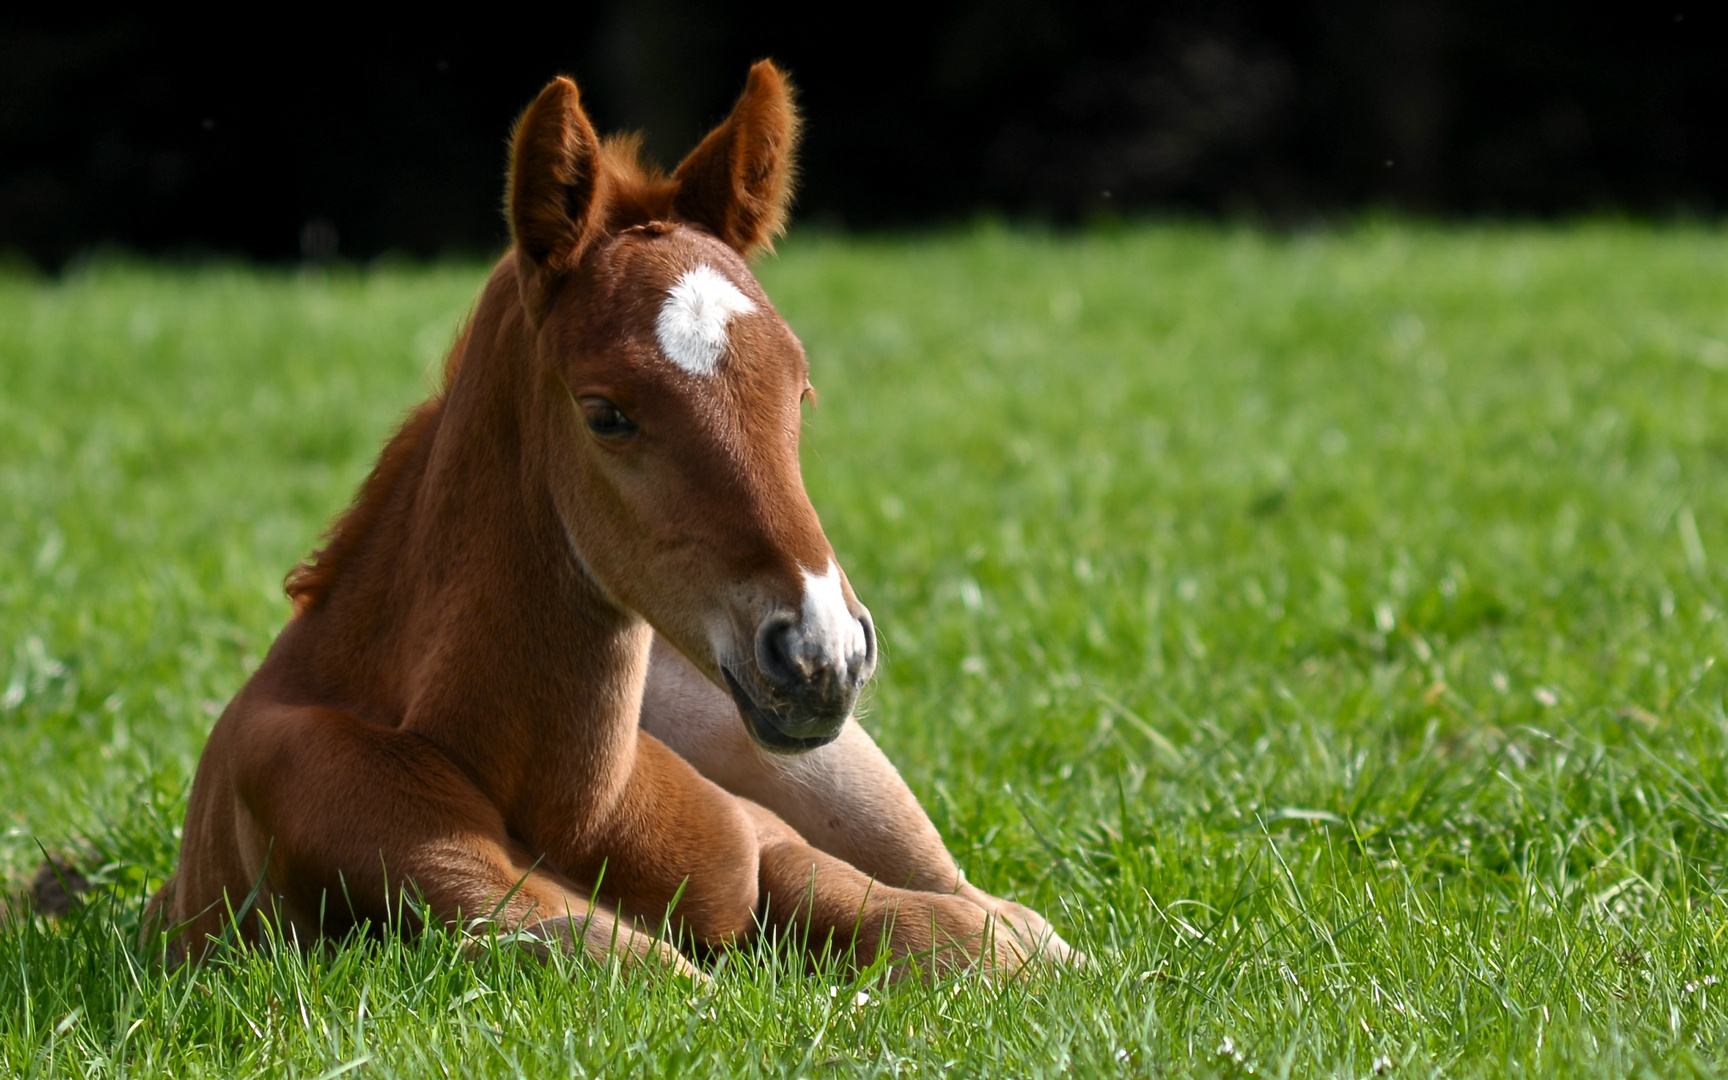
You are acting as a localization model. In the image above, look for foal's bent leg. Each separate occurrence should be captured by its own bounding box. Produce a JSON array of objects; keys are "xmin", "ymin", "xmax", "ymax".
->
[
  {"xmin": 739, "ymin": 801, "xmax": 1026, "ymax": 978},
  {"xmin": 551, "ymin": 731, "xmax": 763, "ymax": 949},
  {"xmin": 642, "ymin": 636, "xmax": 1080, "ymax": 963},
  {"xmin": 214, "ymin": 704, "xmax": 692, "ymax": 973},
  {"xmin": 554, "ymin": 725, "xmax": 1022, "ymax": 976}
]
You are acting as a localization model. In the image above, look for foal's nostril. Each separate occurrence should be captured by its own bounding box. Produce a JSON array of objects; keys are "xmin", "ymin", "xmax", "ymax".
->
[
  {"xmin": 854, "ymin": 608, "xmax": 878, "ymax": 676},
  {"xmin": 755, "ymin": 613, "xmax": 803, "ymax": 687}
]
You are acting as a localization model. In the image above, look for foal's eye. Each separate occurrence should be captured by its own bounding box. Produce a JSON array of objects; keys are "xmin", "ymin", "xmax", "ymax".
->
[{"xmin": 579, "ymin": 398, "xmax": 638, "ymax": 438}]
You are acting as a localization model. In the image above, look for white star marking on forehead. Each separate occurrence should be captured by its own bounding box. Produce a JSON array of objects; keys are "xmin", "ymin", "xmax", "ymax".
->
[{"xmin": 655, "ymin": 264, "xmax": 757, "ymax": 376}]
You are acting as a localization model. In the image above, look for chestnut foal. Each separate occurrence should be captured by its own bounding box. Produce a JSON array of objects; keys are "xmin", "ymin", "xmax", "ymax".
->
[{"xmin": 147, "ymin": 63, "xmax": 1076, "ymax": 976}]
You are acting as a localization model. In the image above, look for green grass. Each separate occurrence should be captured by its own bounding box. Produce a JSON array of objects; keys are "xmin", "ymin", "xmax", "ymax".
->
[{"xmin": 3, "ymin": 222, "xmax": 1727, "ymax": 1077}]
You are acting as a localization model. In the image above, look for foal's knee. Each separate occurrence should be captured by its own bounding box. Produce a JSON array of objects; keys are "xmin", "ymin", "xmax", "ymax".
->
[{"xmin": 671, "ymin": 820, "xmax": 761, "ymax": 945}]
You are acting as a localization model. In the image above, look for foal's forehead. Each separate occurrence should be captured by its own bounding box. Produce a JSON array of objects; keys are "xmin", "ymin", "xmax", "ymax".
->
[{"xmin": 591, "ymin": 226, "xmax": 796, "ymax": 379}]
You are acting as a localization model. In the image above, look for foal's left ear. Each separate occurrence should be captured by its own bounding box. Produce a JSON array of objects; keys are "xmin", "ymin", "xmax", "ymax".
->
[
  {"xmin": 672, "ymin": 61, "xmax": 800, "ymax": 257},
  {"xmin": 508, "ymin": 75, "xmax": 605, "ymax": 319}
]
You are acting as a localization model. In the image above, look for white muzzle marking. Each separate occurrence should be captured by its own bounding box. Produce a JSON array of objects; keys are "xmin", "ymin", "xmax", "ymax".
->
[
  {"xmin": 799, "ymin": 562, "xmax": 866, "ymax": 667},
  {"xmin": 655, "ymin": 264, "xmax": 757, "ymax": 376}
]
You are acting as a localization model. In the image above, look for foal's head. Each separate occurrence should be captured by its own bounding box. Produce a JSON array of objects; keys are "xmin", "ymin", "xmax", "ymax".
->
[{"xmin": 507, "ymin": 63, "xmax": 873, "ymax": 752}]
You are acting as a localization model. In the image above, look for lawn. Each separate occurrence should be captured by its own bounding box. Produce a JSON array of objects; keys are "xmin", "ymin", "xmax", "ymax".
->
[{"xmin": 2, "ymin": 222, "xmax": 1726, "ymax": 1077}]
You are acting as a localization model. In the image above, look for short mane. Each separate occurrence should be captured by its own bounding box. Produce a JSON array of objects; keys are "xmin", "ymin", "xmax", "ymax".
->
[
  {"xmin": 284, "ymin": 397, "xmax": 441, "ymax": 614},
  {"xmin": 597, "ymin": 133, "xmax": 681, "ymax": 234}
]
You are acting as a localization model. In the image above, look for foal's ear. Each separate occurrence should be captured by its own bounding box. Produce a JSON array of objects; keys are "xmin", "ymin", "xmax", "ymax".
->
[
  {"xmin": 672, "ymin": 61, "xmax": 800, "ymax": 257},
  {"xmin": 508, "ymin": 76, "xmax": 603, "ymax": 314}
]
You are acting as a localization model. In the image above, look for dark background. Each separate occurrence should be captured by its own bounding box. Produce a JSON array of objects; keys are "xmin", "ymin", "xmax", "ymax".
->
[{"xmin": 3, "ymin": 2, "xmax": 1723, "ymax": 269}]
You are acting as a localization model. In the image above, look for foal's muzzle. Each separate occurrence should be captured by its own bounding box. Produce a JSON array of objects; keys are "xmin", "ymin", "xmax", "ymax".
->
[{"xmin": 724, "ymin": 607, "xmax": 877, "ymax": 753}]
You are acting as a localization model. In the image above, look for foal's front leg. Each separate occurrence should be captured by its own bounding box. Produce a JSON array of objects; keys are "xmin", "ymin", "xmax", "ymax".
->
[
  {"xmin": 740, "ymin": 801, "xmax": 1028, "ymax": 977},
  {"xmin": 552, "ymin": 735, "xmax": 1030, "ymax": 977},
  {"xmin": 640, "ymin": 636, "xmax": 1080, "ymax": 964}
]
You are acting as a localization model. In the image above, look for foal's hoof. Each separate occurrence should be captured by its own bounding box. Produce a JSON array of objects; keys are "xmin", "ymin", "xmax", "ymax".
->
[
  {"xmin": 993, "ymin": 907, "xmax": 1087, "ymax": 969},
  {"xmin": 959, "ymin": 886, "xmax": 1087, "ymax": 969},
  {"xmin": 881, "ymin": 894, "xmax": 1039, "ymax": 981},
  {"xmin": 484, "ymin": 916, "xmax": 709, "ymax": 983}
]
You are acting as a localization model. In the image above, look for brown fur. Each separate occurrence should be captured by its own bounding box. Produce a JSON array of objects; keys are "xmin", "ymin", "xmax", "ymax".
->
[{"xmin": 148, "ymin": 62, "xmax": 1075, "ymax": 978}]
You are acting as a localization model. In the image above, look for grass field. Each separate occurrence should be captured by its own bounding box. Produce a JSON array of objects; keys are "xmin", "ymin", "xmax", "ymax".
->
[{"xmin": 2, "ymin": 222, "xmax": 1726, "ymax": 1077}]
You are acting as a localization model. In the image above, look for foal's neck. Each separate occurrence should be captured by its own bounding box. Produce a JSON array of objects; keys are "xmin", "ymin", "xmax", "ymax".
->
[{"xmin": 295, "ymin": 263, "xmax": 647, "ymax": 814}]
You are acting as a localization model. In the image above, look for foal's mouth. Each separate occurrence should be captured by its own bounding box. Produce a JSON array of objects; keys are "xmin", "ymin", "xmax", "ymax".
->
[{"xmin": 720, "ymin": 665, "xmax": 845, "ymax": 754}]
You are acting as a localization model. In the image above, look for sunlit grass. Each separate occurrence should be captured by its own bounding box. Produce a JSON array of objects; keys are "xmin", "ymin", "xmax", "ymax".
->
[{"xmin": 3, "ymin": 222, "xmax": 1727, "ymax": 1076}]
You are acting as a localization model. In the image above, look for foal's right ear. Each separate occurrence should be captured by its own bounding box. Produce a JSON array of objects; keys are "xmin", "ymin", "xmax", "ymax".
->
[
  {"xmin": 671, "ymin": 61, "xmax": 800, "ymax": 257},
  {"xmin": 508, "ymin": 76, "xmax": 604, "ymax": 319}
]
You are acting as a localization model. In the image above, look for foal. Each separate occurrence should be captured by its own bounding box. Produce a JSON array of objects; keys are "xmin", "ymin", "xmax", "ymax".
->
[{"xmin": 147, "ymin": 62, "xmax": 1074, "ymax": 976}]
